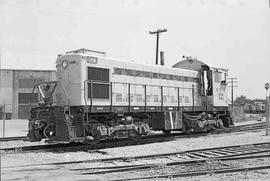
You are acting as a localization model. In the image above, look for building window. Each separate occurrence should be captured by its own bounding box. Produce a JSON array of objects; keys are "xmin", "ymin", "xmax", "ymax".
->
[
  {"xmin": 18, "ymin": 93, "xmax": 38, "ymax": 104},
  {"xmin": 19, "ymin": 79, "xmax": 43, "ymax": 88}
]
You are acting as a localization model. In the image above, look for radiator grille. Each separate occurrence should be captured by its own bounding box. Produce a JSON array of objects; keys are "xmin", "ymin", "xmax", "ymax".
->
[
  {"xmin": 87, "ymin": 67, "xmax": 110, "ymax": 99},
  {"xmin": 88, "ymin": 67, "xmax": 109, "ymax": 82},
  {"xmin": 88, "ymin": 83, "xmax": 109, "ymax": 99}
]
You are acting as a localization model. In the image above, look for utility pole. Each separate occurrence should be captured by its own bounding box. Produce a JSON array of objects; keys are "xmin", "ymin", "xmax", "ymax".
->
[
  {"xmin": 0, "ymin": 48, "xmax": 2, "ymax": 88},
  {"xmin": 0, "ymin": 47, "xmax": 1, "ymax": 70},
  {"xmin": 2, "ymin": 100, "xmax": 5, "ymax": 137},
  {"xmin": 149, "ymin": 28, "xmax": 167, "ymax": 65},
  {"xmin": 265, "ymin": 83, "xmax": 269, "ymax": 136},
  {"xmin": 228, "ymin": 78, "xmax": 238, "ymax": 116}
]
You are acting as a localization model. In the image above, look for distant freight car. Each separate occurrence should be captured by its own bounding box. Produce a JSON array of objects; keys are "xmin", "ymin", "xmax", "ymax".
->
[{"xmin": 27, "ymin": 49, "xmax": 233, "ymax": 144}]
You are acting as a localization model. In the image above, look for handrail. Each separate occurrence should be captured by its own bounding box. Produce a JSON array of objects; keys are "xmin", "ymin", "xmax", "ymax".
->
[
  {"xmin": 82, "ymin": 81, "xmax": 197, "ymax": 111},
  {"xmin": 83, "ymin": 80, "xmax": 89, "ymax": 108},
  {"xmin": 66, "ymin": 48, "xmax": 106, "ymax": 56},
  {"xmin": 29, "ymin": 84, "xmax": 37, "ymax": 108},
  {"xmin": 111, "ymin": 81, "xmax": 197, "ymax": 90},
  {"xmin": 28, "ymin": 81, "xmax": 71, "ymax": 114},
  {"xmin": 58, "ymin": 81, "xmax": 71, "ymax": 114}
]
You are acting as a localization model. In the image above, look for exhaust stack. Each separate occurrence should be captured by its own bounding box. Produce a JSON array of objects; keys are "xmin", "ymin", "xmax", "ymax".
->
[{"xmin": 160, "ymin": 51, "xmax": 165, "ymax": 66}]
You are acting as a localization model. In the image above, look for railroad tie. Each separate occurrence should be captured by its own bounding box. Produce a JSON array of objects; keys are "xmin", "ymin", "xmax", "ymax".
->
[
  {"xmin": 191, "ymin": 152, "xmax": 212, "ymax": 158},
  {"xmin": 184, "ymin": 153, "xmax": 205, "ymax": 159},
  {"xmin": 208, "ymin": 150, "xmax": 233, "ymax": 156},
  {"xmin": 201, "ymin": 151, "xmax": 224, "ymax": 157}
]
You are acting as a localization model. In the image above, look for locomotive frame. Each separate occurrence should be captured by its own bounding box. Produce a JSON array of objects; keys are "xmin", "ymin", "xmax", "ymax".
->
[{"xmin": 27, "ymin": 49, "xmax": 233, "ymax": 144}]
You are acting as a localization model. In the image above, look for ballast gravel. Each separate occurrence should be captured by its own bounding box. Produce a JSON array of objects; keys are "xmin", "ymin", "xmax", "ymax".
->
[{"xmin": 1, "ymin": 123, "xmax": 270, "ymax": 180}]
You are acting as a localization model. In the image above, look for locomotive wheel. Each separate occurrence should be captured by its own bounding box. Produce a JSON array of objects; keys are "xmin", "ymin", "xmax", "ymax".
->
[
  {"xmin": 162, "ymin": 129, "xmax": 171, "ymax": 135},
  {"xmin": 85, "ymin": 138, "xmax": 101, "ymax": 145},
  {"xmin": 85, "ymin": 132, "xmax": 102, "ymax": 145},
  {"xmin": 85, "ymin": 119, "xmax": 104, "ymax": 145}
]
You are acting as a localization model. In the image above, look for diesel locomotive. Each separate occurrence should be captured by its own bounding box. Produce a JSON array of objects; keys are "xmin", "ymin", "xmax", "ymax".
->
[{"xmin": 27, "ymin": 49, "xmax": 233, "ymax": 144}]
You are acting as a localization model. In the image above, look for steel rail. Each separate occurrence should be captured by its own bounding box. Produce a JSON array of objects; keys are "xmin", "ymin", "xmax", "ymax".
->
[
  {"xmin": 0, "ymin": 136, "xmax": 27, "ymax": 142},
  {"xmin": 30, "ymin": 142, "xmax": 270, "ymax": 166},
  {"xmin": 0, "ymin": 142, "xmax": 84, "ymax": 152},
  {"xmin": 0, "ymin": 122, "xmax": 266, "ymax": 152},
  {"xmin": 74, "ymin": 152, "xmax": 270, "ymax": 171},
  {"xmin": 3, "ymin": 141, "xmax": 270, "ymax": 170},
  {"xmin": 112, "ymin": 163, "xmax": 270, "ymax": 181},
  {"xmin": 0, "ymin": 121, "xmax": 257, "ymax": 143},
  {"xmin": 79, "ymin": 151, "xmax": 270, "ymax": 175}
]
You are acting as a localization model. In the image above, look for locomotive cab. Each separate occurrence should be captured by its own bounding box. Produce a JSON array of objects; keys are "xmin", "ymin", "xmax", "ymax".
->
[{"xmin": 172, "ymin": 57, "xmax": 233, "ymax": 131}]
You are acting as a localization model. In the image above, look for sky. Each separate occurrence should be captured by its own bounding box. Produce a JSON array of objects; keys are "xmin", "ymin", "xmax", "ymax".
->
[{"xmin": 0, "ymin": 0, "xmax": 269, "ymax": 99}]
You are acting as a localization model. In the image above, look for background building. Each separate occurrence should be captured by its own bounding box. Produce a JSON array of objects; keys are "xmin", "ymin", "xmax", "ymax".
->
[{"xmin": 0, "ymin": 69, "xmax": 56, "ymax": 119}]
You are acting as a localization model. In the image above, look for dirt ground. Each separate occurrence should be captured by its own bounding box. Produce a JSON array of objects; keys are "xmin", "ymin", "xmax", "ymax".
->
[{"xmin": 1, "ymin": 126, "xmax": 270, "ymax": 181}]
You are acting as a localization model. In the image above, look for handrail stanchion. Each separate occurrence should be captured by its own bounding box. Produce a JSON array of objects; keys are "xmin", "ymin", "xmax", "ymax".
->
[
  {"xmin": 128, "ymin": 83, "xmax": 131, "ymax": 112},
  {"xmin": 110, "ymin": 82, "xmax": 113, "ymax": 112},
  {"xmin": 161, "ymin": 86, "xmax": 163, "ymax": 111},
  {"xmin": 144, "ymin": 85, "xmax": 147, "ymax": 112}
]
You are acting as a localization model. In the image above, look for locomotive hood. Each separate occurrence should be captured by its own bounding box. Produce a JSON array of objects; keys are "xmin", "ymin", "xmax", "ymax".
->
[{"xmin": 172, "ymin": 58, "xmax": 209, "ymax": 72}]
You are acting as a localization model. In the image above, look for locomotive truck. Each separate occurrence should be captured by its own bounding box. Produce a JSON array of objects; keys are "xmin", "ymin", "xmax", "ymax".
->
[{"xmin": 27, "ymin": 49, "xmax": 233, "ymax": 144}]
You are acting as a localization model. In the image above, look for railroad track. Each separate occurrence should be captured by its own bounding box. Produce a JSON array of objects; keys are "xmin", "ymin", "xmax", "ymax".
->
[
  {"xmin": 216, "ymin": 121, "xmax": 266, "ymax": 133},
  {"xmin": 0, "ymin": 136, "xmax": 27, "ymax": 142},
  {"xmin": 107, "ymin": 156, "xmax": 270, "ymax": 180},
  {"xmin": 71, "ymin": 142, "xmax": 270, "ymax": 167},
  {"xmin": 0, "ymin": 133, "xmax": 185, "ymax": 153},
  {"xmin": 0, "ymin": 121, "xmax": 265, "ymax": 143},
  {"xmin": 110, "ymin": 162, "xmax": 270, "ymax": 181},
  {"xmin": 69, "ymin": 142, "xmax": 270, "ymax": 180},
  {"xmin": 0, "ymin": 121, "xmax": 266, "ymax": 153},
  {"xmin": 4, "ymin": 141, "xmax": 270, "ymax": 166},
  {"xmin": 6, "ymin": 141, "xmax": 269, "ymax": 180}
]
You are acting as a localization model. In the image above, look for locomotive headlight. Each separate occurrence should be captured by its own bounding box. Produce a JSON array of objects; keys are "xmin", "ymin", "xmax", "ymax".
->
[{"xmin": 62, "ymin": 60, "xmax": 68, "ymax": 69}]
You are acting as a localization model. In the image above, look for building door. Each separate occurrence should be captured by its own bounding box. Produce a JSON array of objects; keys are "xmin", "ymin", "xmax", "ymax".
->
[{"xmin": 18, "ymin": 93, "xmax": 38, "ymax": 119}]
